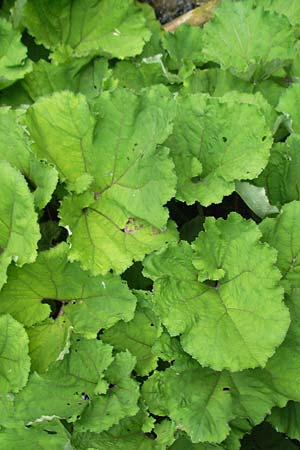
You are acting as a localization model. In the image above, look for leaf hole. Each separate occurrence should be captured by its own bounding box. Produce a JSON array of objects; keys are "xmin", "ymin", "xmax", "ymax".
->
[
  {"xmin": 223, "ymin": 387, "xmax": 230, "ymax": 391},
  {"xmin": 191, "ymin": 175, "xmax": 201, "ymax": 184},
  {"xmin": 222, "ymin": 136, "xmax": 227, "ymax": 143},
  {"xmin": 262, "ymin": 136, "xmax": 267, "ymax": 141}
]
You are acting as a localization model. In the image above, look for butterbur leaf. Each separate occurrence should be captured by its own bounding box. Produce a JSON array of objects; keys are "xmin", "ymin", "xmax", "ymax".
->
[
  {"xmin": 255, "ymin": 135, "xmax": 300, "ymax": 207},
  {"xmin": 202, "ymin": 0, "xmax": 294, "ymax": 80},
  {"xmin": 23, "ymin": 57, "xmax": 113, "ymax": 101},
  {"xmin": 73, "ymin": 406, "xmax": 174, "ymax": 450},
  {"xmin": 0, "ymin": 420, "xmax": 72, "ymax": 450},
  {"xmin": 143, "ymin": 366, "xmax": 234, "ymax": 443},
  {"xmin": 0, "ymin": 243, "xmax": 136, "ymax": 337},
  {"xmin": 15, "ymin": 336, "xmax": 114, "ymax": 423},
  {"xmin": 166, "ymin": 94, "xmax": 272, "ymax": 206},
  {"xmin": 144, "ymin": 214, "xmax": 289, "ymax": 371},
  {"xmin": 25, "ymin": 91, "xmax": 95, "ymax": 193},
  {"xmin": 260, "ymin": 201, "xmax": 300, "ymax": 293},
  {"xmin": 23, "ymin": 0, "xmax": 151, "ymax": 60},
  {"xmin": 0, "ymin": 314, "xmax": 30, "ymax": 394},
  {"xmin": 257, "ymin": 0, "xmax": 300, "ymax": 26},
  {"xmin": 235, "ymin": 181, "xmax": 279, "ymax": 219},
  {"xmin": 262, "ymin": 288, "xmax": 300, "ymax": 402},
  {"xmin": 0, "ymin": 18, "xmax": 32, "ymax": 90},
  {"xmin": 277, "ymin": 84, "xmax": 300, "ymax": 133},
  {"xmin": 77, "ymin": 351, "xmax": 139, "ymax": 432},
  {"xmin": 0, "ymin": 108, "xmax": 58, "ymax": 209},
  {"xmin": 0, "ymin": 161, "xmax": 40, "ymax": 289},
  {"xmin": 143, "ymin": 356, "xmax": 288, "ymax": 444},
  {"xmin": 26, "ymin": 87, "xmax": 177, "ymax": 274},
  {"xmin": 269, "ymin": 401, "xmax": 300, "ymax": 440},
  {"xmin": 162, "ymin": 24, "xmax": 203, "ymax": 79},
  {"xmin": 27, "ymin": 317, "xmax": 72, "ymax": 374},
  {"xmin": 102, "ymin": 291, "xmax": 162, "ymax": 376}
]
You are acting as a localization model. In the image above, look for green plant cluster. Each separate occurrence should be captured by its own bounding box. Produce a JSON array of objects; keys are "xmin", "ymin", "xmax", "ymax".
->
[{"xmin": 1, "ymin": 0, "xmax": 300, "ymax": 448}]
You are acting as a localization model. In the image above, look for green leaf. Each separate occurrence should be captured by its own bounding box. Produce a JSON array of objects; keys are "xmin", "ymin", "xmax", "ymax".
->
[
  {"xmin": 269, "ymin": 401, "xmax": 300, "ymax": 440},
  {"xmin": 60, "ymin": 191, "xmax": 178, "ymax": 275},
  {"xmin": 260, "ymin": 201, "xmax": 300, "ymax": 293},
  {"xmin": 277, "ymin": 84, "xmax": 300, "ymax": 133},
  {"xmin": 144, "ymin": 214, "xmax": 289, "ymax": 371},
  {"xmin": 77, "ymin": 351, "xmax": 139, "ymax": 432},
  {"xmin": 22, "ymin": 57, "xmax": 114, "ymax": 102},
  {"xmin": 202, "ymin": 0, "xmax": 295, "ymax": 80},
  {"xmin": 143, "ymin": 366, "xmax": 234, "ymax": 443},
  {"xmin": 73, "ymin": 407, "xmax": 174, "ymax": 450},
  {"xmin": 23, "ymin": 0, "xmax": 151, "ymax": 60},
  {"xmin": 0, "ymin": 161, "xmax": 40, "ymax": 289},
  {"xmin": 0, "ymin": 420, "xmax": 72, "ymax": 450},
  {"xmin": 27, "ymin": 317, "xmax": 71, "ymax": 374},
  {"xmin": 0, "ymin": 314, "xmax": 30, "ymax": 395},
  {"xmin": 263, "ymin": 288, "xmax": 300, "ymax": 401},
  {"xmin": 0, "ymin": 108, "xmax": 58, "ymax": 209},
  {"xmin": 0, "ymin": 18, "xmax": 32, "ymax": 90},
  {"xmin": 166, "ymin": 94, "xmax": 272, "ymax": 206},
  {"xmin": 254, "ymin": 135, "xmax": 300, "ymax": 207},
  {"xmin": 257, "ymin": 0, "xmax": 300, "ymax": 26},
  {"xmin": 235, "ymin": 181, "xmax": 279, "ymax": 219},
  {"xmin": 0, "ymin": 243, "xmax": 136, "ymax": 336},
  {"xmin": 102, "ymin": 291, "xmax": 162, "ymax": 376},
  {"xmin": 161, "ymin": 24, "xmax": 203, "ymax": 79},
  {"xmin": 143, "ymin": 355, "xmax": 288, "ymax": 444},
  {"xmin": 15, "ymin": 335, "xmax": 114, "ymax": 423}
]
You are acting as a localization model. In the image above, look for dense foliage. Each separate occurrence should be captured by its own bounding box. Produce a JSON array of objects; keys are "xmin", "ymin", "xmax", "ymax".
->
[{"xmin": 0, "ymin": 0, "xmax": 300, "ymax": 448}]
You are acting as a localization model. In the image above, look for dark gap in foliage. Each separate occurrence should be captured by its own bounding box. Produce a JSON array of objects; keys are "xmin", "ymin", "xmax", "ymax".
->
[
  {"xmin": 21, "ymin": 31, "xmax": 50, "ymax": 62},
  {"xmin": 157, "ymin": 358, "xmax": 174, "ymax": 371},
  {"xmin": 96, "ymin": 328, "xmax": 104, "ymax": 339},
  {"xmin": 122, "ymin": 261, "xmax": 153, "ymax": 290},
  {"xmin": 43, "ymin": 429, "xmax": 57, "ymax": 435},
  {"xmin": 203, "ymin": 192, "xmax": 260, "ymax": 222},
  {"xmin": 202, "ymin": 279, "xmax": 219, "ymax": 288},
  {"xmin": 24, "ymin": 175, "xmax": 37, "ymax": 193},
  {"xmin": 41, "ymin": 298, "xmax": 64, "ymax": 319},
  {"xmin": 133, "ymin": 371, "xmax": 149, "ymax": 384},
  {"xmin": 60, "ymin": 419, "xmax": 73, "ymax": 434},
  {"xmin": 38, "ymin": 186, "xmax": 69, "ymax": 250},
  {"xmin": 167, "ymin": 199, "xmax": 199, "ymax": 228},
  {"xmin": 241, "ymin": 422, "xmax": 299, "ymax": 450}
]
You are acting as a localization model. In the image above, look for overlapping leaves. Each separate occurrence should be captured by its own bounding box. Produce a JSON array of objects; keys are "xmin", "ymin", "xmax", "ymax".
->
[{"xmin": 0, "ymin": 0, "xmax": 300, "ymax": 448}]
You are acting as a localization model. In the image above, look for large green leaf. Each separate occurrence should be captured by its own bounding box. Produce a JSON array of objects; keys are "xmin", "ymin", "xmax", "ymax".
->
[
  {"xmin": 23, "ymin": 0, "xmax": 151, "ymax": 60},
  {"xmin": 76, "ymin": 351, "xmax": 139, "ymax": 432},
  {"xmin": 165, "ymin": 94, "xmax": 272, "ymax": 206},
  {"xmin": 27, "ymin": 317, "xmax": 71, "ymax": 373},
  {"xmin": 254, "ymin": 135, "xmax": 300, "ymax": 208},
  {"xmin": 73, "ymin": 406, "xmax": 175, "ymax": 450},
  {"xmin": 202, "ymin": 0, "xmax": 294, "ymax": 80},
  {"xmin": 277, "ymin": 84, "xmax": 300, "ymax": 133},
  {"xmin": 22, "ymin": 57, "xmax": 114, "ymax": 101},
  {"xmin": 143, "ymin": 355, "xmax": 288, "ymax": 444},
  {"xmin": 102, "ymin": 291, "xmax": 162, "ymax": 376},
  {"xmin": 0, "ymin": 243, "xmax": 136, "ymax": 337},
  {"xmin": 143, "ymin": 214, "xmax": 289, "ymax": 371},
  {"xmin": 0, "ymin": 108, "xmax": 58, "ymax": 209},
  {"xmin": 257, "ymin": 0, "xmax": 300, "ymax": 26},
  {"xmin": 260, "ymin": 201, "xmax": 300, "ymax": 293},
  {"xmin": 269, "ymin": 401, "xmax": 300, "ymax": 440},
  {"xmin": 0, "ymin": 161, "xmax": 40, "ymax": 289},
  {"xmin": 0, "ymin": 18, "xmax": 32, "ymax": 90},
  {"xmin": 15, "ymin": 335, "xmax": 114, "ymax": 423},
  {"xmin": 263, "ymin": 288, "xmax": 300, "ymax": 401},
  {"xmin": 0, "ymin": 420, "xmax": 72, "ymax": 450},
  {"xmin": 0, "ymin": 314, "xmax": 30, "ymax": 394}
]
